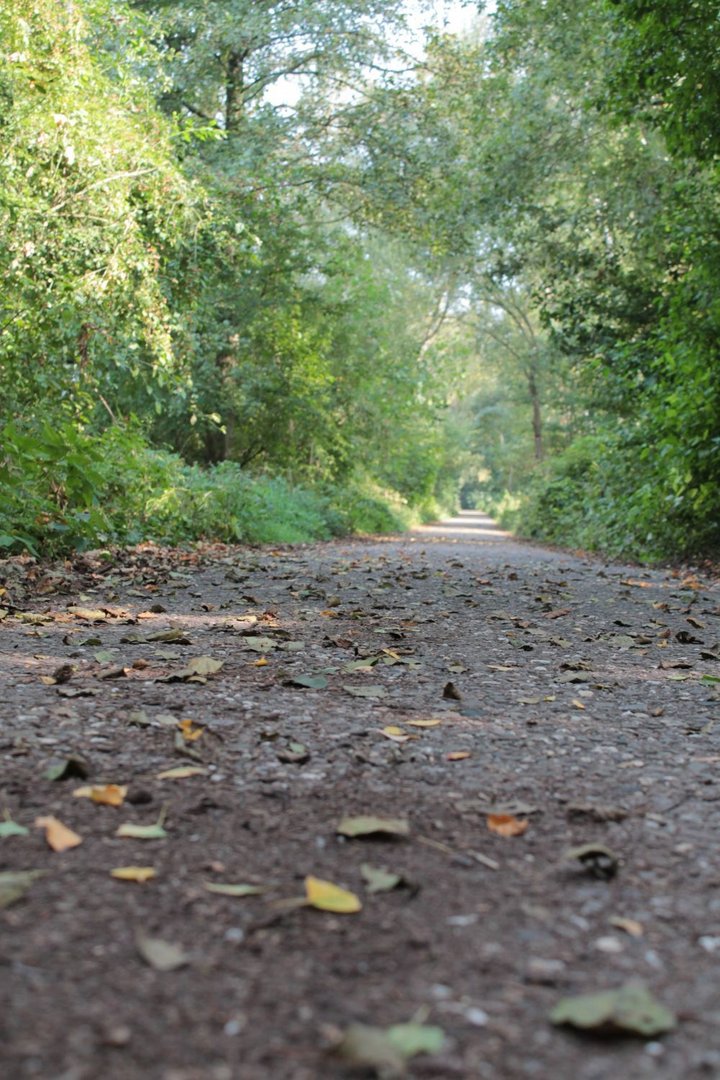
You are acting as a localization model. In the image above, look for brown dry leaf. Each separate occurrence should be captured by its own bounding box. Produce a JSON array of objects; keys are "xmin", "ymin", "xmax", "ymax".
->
[
  {"xmin": 544, "ymin": 608, "xmax": 571, "ymax": 619},
  {"xmin": 35, "ymin": 815, "xmax": 82, "ymax": 852},
  {"xmin": 178, "ymin": 718, "xmax": 204, "ymax": 742},
  {"xmin": 305, "ymin": 876, "xmax": 362, "ymax": 914},
  {"xmin": 111, "ymin": 866, "xmax": 156, "ymax": 883},
  {"xmin": 487, "ymin": 813, "xmax": 528, "ymax": 837},
  {"xmin": 73, "ymin": 784, "xmax": 127, "ymax": 807},
  {"xmin": 446, "ymin": 751, "xmax": 471, "ymax": 761}
]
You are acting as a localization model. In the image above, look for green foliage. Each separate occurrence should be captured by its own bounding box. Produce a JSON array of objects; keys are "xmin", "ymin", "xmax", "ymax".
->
[{"xmin": 0, "ymin": 420, "xmax": 438, "ymax": 555}]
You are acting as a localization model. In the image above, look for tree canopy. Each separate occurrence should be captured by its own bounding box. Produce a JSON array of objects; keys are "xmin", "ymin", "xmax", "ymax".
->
[{"xmin": 2, "ymin": 0, "xmax": 720, "ymax": 561}]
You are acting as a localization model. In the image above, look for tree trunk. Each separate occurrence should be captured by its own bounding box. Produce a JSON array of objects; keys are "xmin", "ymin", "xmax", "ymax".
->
[
  {"xmin": 225, "ymin": 50, "xmax": 246, "ymax": 132},
  {"xmin": 525, "ymin": 362, "xmax": 544, "ymax": 462}
]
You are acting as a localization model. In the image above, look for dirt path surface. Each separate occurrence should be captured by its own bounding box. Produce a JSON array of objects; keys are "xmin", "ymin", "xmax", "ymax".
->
[{"xmin": 2, "ymin": 512, "xmax": 720, "ymax": 1079}]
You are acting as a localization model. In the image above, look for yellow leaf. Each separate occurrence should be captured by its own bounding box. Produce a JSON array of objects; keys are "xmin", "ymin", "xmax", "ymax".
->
[
  {"xmin": 253, "ymin": 657, "xmax": 269, "ymax": 667},
  {"xmin": 305, "ymin": 876, "xmax": 362, "ymax": 914},
  {"xmin": 571, "ymin": 699, "xmax": 586, "ymax": 711},
  {"xmin": 111, "ymin": 866, "xmax": 156, "ymax": 882},
  {"xmin": 72, "ymin": 784, "xmax": 127, "ymax": 807},
  {"xmin": 35, "ymin": 815, "xmax": 82, "ymax": 852},
  {"xmin": 609, "ymin": 915, "xmax": 644, "ymax": 938},
  {"xmin": 487, "ymin": 813, "xmax": 528, "ymax": 837},
  {"xmin": 379, "ymin": 725, "xmax": 416, "ymax": 743},
  {"xmin": 405, "ymin": 719, "xmax": 442, "ymax": 728},
  {"xmin": 446, "ymin": 751, "xmax": 471, "ymax": 761},
  {"xmin": 178, "ymin": 718, "xmax": 204, "ymax": 742},
  {"xmin": 156, "ymin": 766, "xmax": 207, "ymax": 780}
]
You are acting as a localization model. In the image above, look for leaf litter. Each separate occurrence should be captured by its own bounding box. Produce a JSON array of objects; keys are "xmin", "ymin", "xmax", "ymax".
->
[{"xmin": 3, "ymin": 522, "xmax": 715, "ymax": 1076}]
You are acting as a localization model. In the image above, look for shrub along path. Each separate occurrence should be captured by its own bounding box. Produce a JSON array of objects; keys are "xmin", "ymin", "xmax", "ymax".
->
[{"xmin": 1, "ymin": 512, "xmax": 719, "ymax": 1079}]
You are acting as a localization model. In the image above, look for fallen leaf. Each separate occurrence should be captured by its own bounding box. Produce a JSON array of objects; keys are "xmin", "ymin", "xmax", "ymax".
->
[
  {"xmin": 244, "ymin": 636, "xmax": 277, "ymax": 652},
  {"xmin": 446, "ymin": 750, "xmax": 471, "ymax": 761},
  {"xmin": 338, "ymin": 815, "xmax": 409, "ymax": 838},
  {"xmin": 67, "ymin": 606, "xmax": 108, "ymax": 621},
  {"xmin": 334, "ymin": 1021, "xmax": 444, "ymax": 1074},
  {"xmin": 361, "ymin": 863, "xmax": 405, "ymax": 894},
  {"xmin": 487, "ymin": 813, "xmax": 528, "ymax": 837},
  {"xmin": 178, "ymin": 718, "xmax": 204, "ymax": 742},
  {"xmin": 405, "ymin": 718, "xmax": 442, "ymax": 728},
  {"xmin": 45, "ymin": 755, "xmax": 89, "ymax": 781},
  {"xmin": 564, "ymin": 842, "xmax": 619, "ymax": 879},
  {"xmin": 35, "ymin": 816, "xmax": 82, "ymax": 851},
  {"xmin": 156, "ymin": 766, "xmax": 207, "ymax": 780},
  {"xmin": 442, "ymin": 681, "xmax": 462, "ymax": 700},
  {"xmin": 609, "ymin": 916, "xmax": 644, "ymax": 938},
  {"xmin": 333, "ymin": 1024, "xmax": 405, "ymax": 1075},
  {"xmin": 116, "ymin": 822, "xmax": 168, "ymax": 840},
  {"xmin": 0, "ymin": 869, "xmax": 45, "ymax": 908},
  {"xmin": 305, "ymin": 875, "xmax": 362, "ymax": 913},
  {"xmin": 135, "ymin": 932, "xmax": 189, "ymax": 972},
  {"xmin": 344, "ymin": 684, "xmax": 386, "ymax": 698},
  {"xmin": 96, "ymin": 665, "xmax": 128, "ymax": 680},
  {"xmin": 203, "ymin": 882, "xmax": 270, "ymax": 897},
  {"xmin": 0, "ymin": 813, "xmax": 29, "ymax": 838},
  {"xmin": 72, "ymin": 784, "xmax": 127, "ymax": 807},
  {"xmin": 276, "ymin": 741, "xmax": 310, "ymax": 764},
  {"xmin": 550, "ymin": 982, "xmax": 675, "ymax": 1036},
  {"xmin": 287, "ymin": 674, "xmax": 328, "ymax": 689},
  {"xmin": 145, "ymin": 628, "xmax": 192, "ymax": 644},
  {"xmin": 111, "ymin": 866, "xmax": 156, "ymax": 882},
  {"xmin": 386, "ymin": 1023, "xmax": 445, "ymax": 1057},
  {"xmin": 379, "ymin": 725, "xmax": 416, "ymax": 743},
  {"xmin": 183, "ymin": 656, "xmax": 224, "ymax": 676}
]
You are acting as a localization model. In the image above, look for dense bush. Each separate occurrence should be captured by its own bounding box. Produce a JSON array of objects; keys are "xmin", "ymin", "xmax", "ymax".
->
[{"xmin": 0, "ymin": 421, "xmax": 429, "ymax": 556}]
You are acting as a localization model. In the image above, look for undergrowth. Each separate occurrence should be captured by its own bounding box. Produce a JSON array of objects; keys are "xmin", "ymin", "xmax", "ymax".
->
[{"xmin": 0, "ymin": 421, "xmax": 423, "ymax": 556}]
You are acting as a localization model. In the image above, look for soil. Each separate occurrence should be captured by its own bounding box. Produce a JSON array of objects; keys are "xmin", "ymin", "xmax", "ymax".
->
[{"xmin": 1, "ymin": 511, "xmax": 720, "ymax": 1080}]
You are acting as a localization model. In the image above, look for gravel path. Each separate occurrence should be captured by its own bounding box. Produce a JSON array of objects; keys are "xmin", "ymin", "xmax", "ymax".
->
[{"xmin": 1, "ymin": 512, "xmax": 719, "ymax": 1079}]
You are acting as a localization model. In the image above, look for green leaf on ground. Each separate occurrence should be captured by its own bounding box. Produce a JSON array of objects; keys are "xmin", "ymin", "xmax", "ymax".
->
[
  {"xmin": 288, "ymin": 674, "xmax": 328, "ymax": 689},
  {"xmin": 244, "ymin": 636, "xmax": 277, "ymax": 652},
  {"xmin": 116, "ymin": 822, "xmax": 168, "ymax": 840},
  {"xmin": 204, "ymin": 882, "xmax": 271, "ymax": 897},
  {"xmin": 343, "ymin": 684, "xmax": 386, "ymax": 698},
  {"xmin": 0, "ymin": 870, "xmax": 45, "ymax": 909},
  {"xmin": 550, "ymin": 982, "xmax": 676, "ymax": 1036},
  {"xmin": 338, "ymin": 815, "xmax": 409, "ymax": 838},
  {"xmin": 0, "ymin": 815, "xmax": 29, "ymax": 838},
  {"xmin": 386, "ymin": 1023, "xmax": 445, "ymax": 1057},
  {"xmin": 45, "ymin": 755, "xmax": 90, "ymax": 781},
  {"xmin": 361, "ymin": 863, "xmax": 404, "ymax": 893}
]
